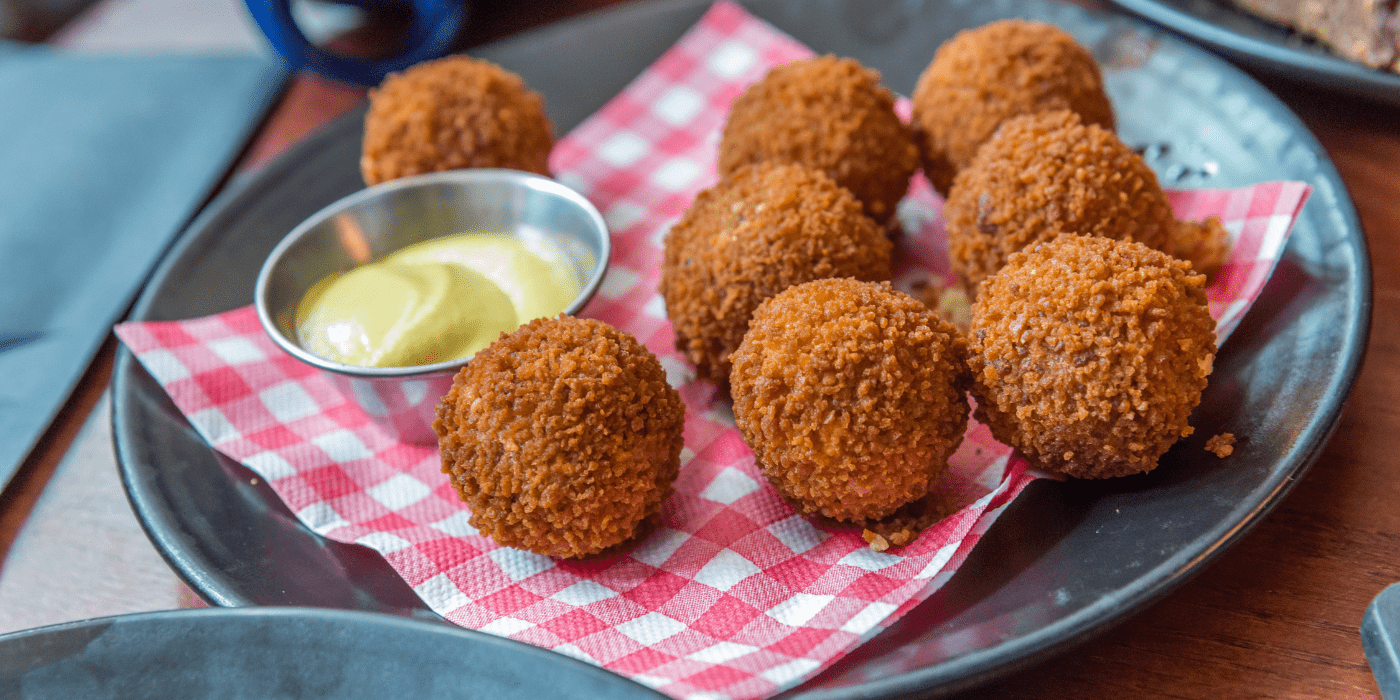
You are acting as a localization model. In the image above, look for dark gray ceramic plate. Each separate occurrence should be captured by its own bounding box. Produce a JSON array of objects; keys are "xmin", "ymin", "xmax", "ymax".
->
[
  {"xmin": 111, "ymin": 0, "xmax": 1371, "ymax": 697},
  {"xmin": 0, "ymin": 607, "xmax": 664, "ymax": 699},
  {"xmin": 1105, "ymin": 0, "xmax": 1400, "ymax": 109}
]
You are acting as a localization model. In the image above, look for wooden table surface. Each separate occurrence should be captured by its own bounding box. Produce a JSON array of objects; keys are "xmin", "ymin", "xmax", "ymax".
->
[{"xmin": 1, "ymin": 0, "xmax": 1396, "ymax": 698}]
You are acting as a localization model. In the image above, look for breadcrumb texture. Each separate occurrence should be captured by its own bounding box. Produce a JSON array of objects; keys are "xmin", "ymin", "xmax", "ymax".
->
[
  {"xmin": 660, "ymin": 163, "xmax": 892, "ymax": 384},
  {"xmin": 718, "ymin": 55, "xmax": 919, "ymax": 223},
  {"xmin": 434, "ymin": 316, "xmax": 686, "ymax": 559},
  {"xmin": 1206, "ymin": 433, "xmax": 1236, "ymax": 458},
  {"xmin": 968, "ymin": 235, "xmax": 1216, "ymax": 479},
  {"xmin": 911, "ymin": 19, "xmax": 1115, "ymax": 194},
  {"xmin": 362, "ymin": 55, "xmax": 555, "ymax": 186},
  {"xmin": 943, "ymin": 110, "xmax": 1175, "ymax": 294},
  {"xmin": 1170, "ymin": 216, "xmax": 1232, "ymax": 281},
  {"xmin": 731, "ymin": 279, "xmax": 970, "ymax": 521},
  {"xmin": 860, "ymin": 492, "xmax": 957, "ymax": 551}
]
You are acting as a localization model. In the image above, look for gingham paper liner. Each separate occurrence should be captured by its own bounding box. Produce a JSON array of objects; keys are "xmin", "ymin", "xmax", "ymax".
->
[{"xmin": 114, "ymin": 3, "xmax": 1311, "ymax": 698}]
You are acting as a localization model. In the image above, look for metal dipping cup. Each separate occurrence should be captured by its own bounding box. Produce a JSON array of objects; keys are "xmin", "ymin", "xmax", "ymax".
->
[{"xmin": 255, "ymin": 169, "xmax": 611, "ymax": 445}]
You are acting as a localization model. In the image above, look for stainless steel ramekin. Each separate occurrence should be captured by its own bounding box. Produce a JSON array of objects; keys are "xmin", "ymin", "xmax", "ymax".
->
[{"xmin": 255, "ymin": 169, "xmax": 610, "ymax": 445}]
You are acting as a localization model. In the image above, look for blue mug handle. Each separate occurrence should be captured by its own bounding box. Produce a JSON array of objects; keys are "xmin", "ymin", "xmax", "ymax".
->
[{"xmin": 244, "ymin": 0, "xmax": 467, "ymax": 86}]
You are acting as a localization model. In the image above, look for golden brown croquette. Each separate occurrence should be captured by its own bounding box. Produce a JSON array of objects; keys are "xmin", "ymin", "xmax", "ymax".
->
[
  {"xmin": 362, "ymin": 55, "xmax": 554, "ymax": 186},
  {"xmin": 968, "ymin": 235, "xmax": 1216, "ymax": 479},
  {"xmin": 943, "ymin": 110, "xmax": 1176, "ymax": 294},
  {"xmin": 717, "ymin": 55, "xmax": 919, "ymax": 223},
  {"xmin": 911, "ymin": 19, "xmax": 1115, "ymax": 194},
  {"xmin": 730, "ymin": 278, "xmax": 970, "ymax": 522},
  {"xmin": 434, "ymin": 316, "xmax": 686, "ymax": 559},
  {"xmin": 660, "ymin": 163, "xmax": 892, "ymax": 385}
]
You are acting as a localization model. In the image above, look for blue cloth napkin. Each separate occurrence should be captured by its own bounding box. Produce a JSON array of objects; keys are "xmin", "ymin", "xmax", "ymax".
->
[{"xmin": 0, "ymin": 44, "xmax": 286, "ymax": 487}]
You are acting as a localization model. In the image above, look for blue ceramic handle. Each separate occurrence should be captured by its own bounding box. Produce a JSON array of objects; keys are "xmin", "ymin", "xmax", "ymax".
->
[{"xmin": 243, "ymin": 0, "xmax": 466, "ymax": 86}]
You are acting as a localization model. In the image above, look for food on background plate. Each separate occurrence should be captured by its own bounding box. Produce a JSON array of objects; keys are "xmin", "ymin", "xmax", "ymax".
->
[
  {"xmin": 660, "ymin": 163, "xmax": 892, "ymax": 385},
  {"xmin": 1227, "ymin": 0, "xmax": 1399, "ymax": 72},
  {"xmin": 730, "ymin": 278, "xmax": 971, "ymax": 522},
  {"xmin": 361, "ymin": 55, "xmax": 555, "ymax": 186},
  {"xmin": 942, "ymin": 110, "xmax": 1176, "ymax": 294},
  {"xmin": 294, "ymin": 234, "xmax": 579, "ymax": 368},
  {"xmin": 968, "ymin": 234, "xmax": 1216, "ymax": 479},
  {"xmin": 435, "ymin": 316, "xmax": 686, "ymax": 559},
  {"xmin": 717, "ymin": 55, "xmax": 919, "ymax": 224},
  {"xmin": 910, "ymin": 19, "xmax": 1115, "ymax": 195}
]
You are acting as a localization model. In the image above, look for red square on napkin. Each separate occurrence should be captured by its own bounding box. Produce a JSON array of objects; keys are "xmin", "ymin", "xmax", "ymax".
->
[{"xmin": 116, "ymin": 3, "xmax": 1310, "ymax": 698}]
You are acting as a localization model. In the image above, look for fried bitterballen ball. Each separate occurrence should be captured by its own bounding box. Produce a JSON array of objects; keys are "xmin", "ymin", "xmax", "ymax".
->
[
  {"xmin": 362, "ymin": 55, "xmax": 554, "ymax": 186},
  {"xmin": 911, "ymin": 19, "xmax": 1115, "ymax": 194},
  {"xmin": 943, "ymin": 110, "xmax": 1176, "ymax": 294},
  {"xmin": 434, "ymin": 316, "xmax": 686, "ymax": 559},
  {"xmin": 730, "ymin": 278, "xmax": 970, "ymax": 522},
  {"xmin": 718, "ymin": 55, "xmax": 919, "ymax": 223},
  {"xmin": 660, "ymin": 163, "xmax": 892, "ymax": 385},
  {"xmin": 968, "ymin": 234, "xmax": 1216, "ymax": 479}
]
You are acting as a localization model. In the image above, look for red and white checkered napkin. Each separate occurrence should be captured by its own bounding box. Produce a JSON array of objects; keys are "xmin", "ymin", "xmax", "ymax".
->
[{"xmin": 114, "ymin": 3, "xmax": 1311, "ymax": 698}]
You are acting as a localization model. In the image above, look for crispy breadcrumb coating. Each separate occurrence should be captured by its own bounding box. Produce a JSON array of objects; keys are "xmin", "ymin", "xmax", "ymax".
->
[
  {"xmin": 434, "ymin": 316, "xmax": 685, "ymax": 559},
  {"xmin": 968, "ymin": 235, "xmax": 1216, "ymax": 479},
  {"xmin": 1206, "ymin": 433, "xmax": 1235, "ymax": 458},
  {"xmin": 660, "ymin": 163, "xmax": 892, "ymax": 385},
  {"xmin": 943, "ymin": 110, "xmax": 1176, "ymax": 294},
  {"xmin": 860, "ymin": 493, "xmax": 957, "ymax": 551},
  {"xmin": 1169, "ymin": 216, "xmax": 1232, "ymax": 281},
  {"xmin": 730, "ymin": 279, "xmax": 970, "ymax": 522},
  {"xmin": 718, "ymin": 55, "xmax": 919, "ymax": 223},
  {"xmin": 362, "ymin": 55, "xmax": 554, "ymax": 186},
  {"xmin": 911, "ymin": 19, "xmax": 1115, "ymax": 194}
]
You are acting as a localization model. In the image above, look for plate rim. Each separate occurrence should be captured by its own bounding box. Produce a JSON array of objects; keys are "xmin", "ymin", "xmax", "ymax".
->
[
  {"xmin": 110, "ymin": 0, "xmax": 1374, "ymax": 697},
  {"xmin": 0, "ymin": 605, "xmax": 666, "ymax": 698}
]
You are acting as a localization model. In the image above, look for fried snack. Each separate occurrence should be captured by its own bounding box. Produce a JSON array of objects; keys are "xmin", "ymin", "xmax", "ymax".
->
[
  {"xmin": 730, "ymin": 278, "xmax": 970, "ymax": 522},
  {"xmin": 362, "ymin": 55, "xmax": 554, "ymax": 186},
  {"xmin": 1169, "ymin": 216, "xmax": 1232, "ymax": 281},
  {"xmin": 717, "ymin": 55, "xmax": 919, "ymax": 223},
  {"xmin": 968, "ymin": 234, "xmax": 1216, "ymax": 479},
  {"xmin": 434, "ymin": 316, "xmax": 686, "ymax": 559},
  {"xmin": 910, "ymin": 19, "xmax": 1115, "ymax": 194},
  {"xmin": 943, "ymin": 110, "xmax": 1175, "ymax": 294},
  {"xmin": 660, "ymin": 163, "xmax": 892, "ymax": 385}
]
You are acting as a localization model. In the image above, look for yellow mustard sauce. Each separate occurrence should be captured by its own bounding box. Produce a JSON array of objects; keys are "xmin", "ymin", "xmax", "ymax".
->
[{"xmin": 295, "ymin": 234, "xmax": 580, "ymax": 368}]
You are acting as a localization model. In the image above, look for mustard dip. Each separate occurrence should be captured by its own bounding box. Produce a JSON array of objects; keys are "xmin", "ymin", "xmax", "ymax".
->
[{"xmin": 295, "ymin": 234, "xmax": 580, "ymax": 368}]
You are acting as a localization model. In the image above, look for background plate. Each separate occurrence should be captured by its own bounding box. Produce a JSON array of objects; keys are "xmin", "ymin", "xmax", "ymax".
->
[
  {"xmin": 1105, "ymin": 0, "xmax": 1400, "ymax": 109},
  {"xmin": 111, "ymin": 0, "xmax": 1370, "ymax": 697},
  {"xmin": 0, "ymin": 607, "xmax": 663, "ymax": 699}
]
